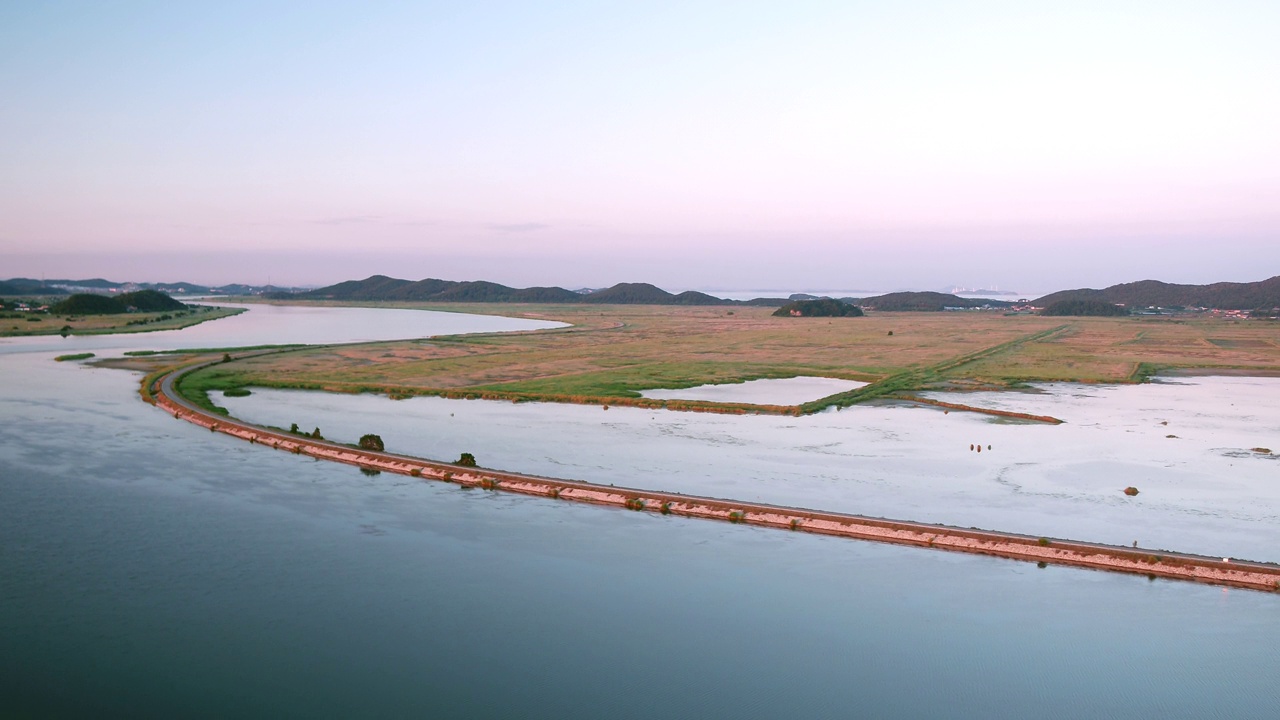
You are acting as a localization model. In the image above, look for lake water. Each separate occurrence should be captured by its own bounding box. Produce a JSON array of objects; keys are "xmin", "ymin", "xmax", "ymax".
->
[{"xmin": 2, "ymin": 305, "xmax": 1278, "ymax": 718}]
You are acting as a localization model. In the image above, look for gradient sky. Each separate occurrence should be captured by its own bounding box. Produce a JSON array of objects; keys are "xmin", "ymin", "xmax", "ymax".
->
[{"xmin": 2, "ymin": 1, "xmax": 1278, "ymax": 292}]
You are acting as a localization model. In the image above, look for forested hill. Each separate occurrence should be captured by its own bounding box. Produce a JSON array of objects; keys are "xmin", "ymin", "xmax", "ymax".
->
[
  {"xmin": 51, "ymin": 289, "xmax": 187, "ymax": 315},
  {"xmin": 1034, "ymin": 276, "xmax": 1280, "ymax": 310},
  {"xmin": 856, "ymin": 292, "xmax": 1014, "ymax": 311},
  {"xmin": 302, "ymin": 276, "xmax": 744, "ymax": 305}
]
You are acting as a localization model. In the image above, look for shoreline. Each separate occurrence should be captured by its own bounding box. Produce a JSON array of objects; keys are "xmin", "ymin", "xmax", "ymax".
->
[
  {"xmin": 151, "ymin": 361, "xmax": 1280, "ymax": 594},
  {"xmin": 0, "ymin": 306, "xmax": 245, "ymax": 338}
]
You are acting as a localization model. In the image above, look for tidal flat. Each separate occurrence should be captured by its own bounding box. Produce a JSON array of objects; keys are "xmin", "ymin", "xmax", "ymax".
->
[{"xmin": 218, "ymin": 374, "xmax": 1280, "ymax": 563}]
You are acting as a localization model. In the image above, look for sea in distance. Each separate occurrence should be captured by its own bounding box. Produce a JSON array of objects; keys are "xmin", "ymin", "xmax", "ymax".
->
[{"xmin": 2, "ymin": 303, "xmax": 1277, "ymax": 718}]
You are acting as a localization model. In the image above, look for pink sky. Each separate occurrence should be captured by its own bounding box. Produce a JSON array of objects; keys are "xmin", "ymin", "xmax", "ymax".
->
[{"xmin": 2, "ymin": 2, "xmax": 1277, "ymax": 292}]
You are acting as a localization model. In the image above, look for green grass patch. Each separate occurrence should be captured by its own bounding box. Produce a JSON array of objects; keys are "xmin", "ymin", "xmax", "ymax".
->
[
  {"xmin": 173, "ymin": 366, "xmax": 257, "ymax": 415},
  {"xmin": 54, "ymin": 353, "xmax": 95, "ymax": 362}
]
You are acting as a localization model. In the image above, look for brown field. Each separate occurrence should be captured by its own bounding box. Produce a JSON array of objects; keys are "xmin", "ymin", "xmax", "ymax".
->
[{"xmin": 182, "ymin": 303, "xmax": 1280, "ymax": 412}]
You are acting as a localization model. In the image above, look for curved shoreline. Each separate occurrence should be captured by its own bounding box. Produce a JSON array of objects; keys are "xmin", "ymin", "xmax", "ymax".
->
[{"xmin": 150, "ymin": 362, "xmax": 1280, "ymax": 594}]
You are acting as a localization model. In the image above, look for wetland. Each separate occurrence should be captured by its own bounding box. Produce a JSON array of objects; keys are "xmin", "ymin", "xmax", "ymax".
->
[{"xmin": 4, "ymin": 300, "xmax": 1279, "ymax": 717}]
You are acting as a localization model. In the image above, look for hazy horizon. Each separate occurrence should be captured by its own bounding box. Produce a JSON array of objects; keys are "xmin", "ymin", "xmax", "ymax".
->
[{"xmin": 3, "ymin": 2, "xmax": 1277, "ymax": 290}]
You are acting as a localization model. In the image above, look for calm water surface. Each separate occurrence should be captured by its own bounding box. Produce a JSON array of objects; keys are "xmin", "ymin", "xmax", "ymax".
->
[
  {"xmin": 2, "ymin": 306, "xmax": 1277, "ymax": 718},
  {"xmin": 223, "ymin": 377, "xmax": 1280, "ymax": 561}
]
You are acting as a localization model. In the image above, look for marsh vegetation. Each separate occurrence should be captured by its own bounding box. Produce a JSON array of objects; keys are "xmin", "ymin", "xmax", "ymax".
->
[{"xmin": 176, "ymin": 304, "xmax": 1280, "ymax": 415}]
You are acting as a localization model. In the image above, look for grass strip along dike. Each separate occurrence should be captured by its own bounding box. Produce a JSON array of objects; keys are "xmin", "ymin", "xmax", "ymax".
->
[{"xmin": 149, "ymin": 359, "xmax": 1280, "ymax": 594}]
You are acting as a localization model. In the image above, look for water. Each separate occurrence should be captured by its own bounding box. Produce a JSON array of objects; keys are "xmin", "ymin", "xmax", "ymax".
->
[
  {"xmin": 0, "ymin": 301, "xmax": 566, "ymax": 355},
  {"xmin": 2, "ymin": 306, "xmax": 1278, "ymax": 718},
  {"xmin": 639, "ymin": 376, "xmax": 866, "ymax": 404},
  {"xmin": 222, "ymin": 377, "xmax": 1280, "ymax": 561}
]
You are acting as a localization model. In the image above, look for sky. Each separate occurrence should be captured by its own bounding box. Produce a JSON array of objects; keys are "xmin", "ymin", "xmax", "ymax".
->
[{"xmin": 2, "ymin": 1, "xmax": 1278, "ymax": 293}]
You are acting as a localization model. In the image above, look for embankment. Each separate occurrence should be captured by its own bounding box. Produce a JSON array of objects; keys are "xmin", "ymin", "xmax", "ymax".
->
[
  {"xmin": 149, "ymin": 363, "xmax": 1280, "ymax": 594},
  {"xmin": 896, "ymin": 396, "xmax": 1064, "ymax": 423}
]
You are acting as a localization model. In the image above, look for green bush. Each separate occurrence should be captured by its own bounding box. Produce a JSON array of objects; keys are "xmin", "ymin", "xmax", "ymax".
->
[
  {"xmin": 358, "ymin": 434, "xmax": 385, "ymax": 451},
  {"xmin": 455, "ymin": 452, "xmax": 477, "ymax": 467}
]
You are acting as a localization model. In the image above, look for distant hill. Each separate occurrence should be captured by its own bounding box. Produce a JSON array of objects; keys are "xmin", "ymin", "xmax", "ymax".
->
[
  {"xmin": 578, "ymin": 282, "xmax": 678, "ymax": 304},
  {"xmin": 50, "ymin": 294, "xmax": 124, "ymax": 314},
  {"xmin": 672, "ymin": 290, "xmax": 726, "ymax": 305},
  {"xmin": 739, "ymin": 297, "xmax": 791, "ymax": 307},
  {"xmin": 510, "ymin": 286, "xmax": 583, "ymax": 303},
  {"xmin": 773, "ymin": 298, "xmax": 864, "ymax": 317},
  {"xmin": 1035, "ymin": 276, "xmax": 1280, "ymax": 310},
  {"xmin": 858, "ymin": 292, "xmax": 1013, "ymax": 312},
  {"xmin": 2, "ymin": 277, "xmax": 302, "ymax": 296},
  {"xmin": 0, "ymin": 279, "xmax": 68, "ymax": 295},
  {"xmin": 303, "ymin": 277, "xmax": 741, "ymax": 305},
  {"xmin": 116, "ymin": 289, "xmax": 188, "ymax": 312},
  {"xmin": 51, "ymin": 289, "xmax": 187, "ymax": 315},
  {"xmin": 45, "ymin": 278, "xmax": 117, "ymax": 289}
]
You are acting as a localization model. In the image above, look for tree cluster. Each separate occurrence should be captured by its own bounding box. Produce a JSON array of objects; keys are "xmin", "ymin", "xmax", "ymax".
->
[
  {"xmin": 1040, "ymin": 299, "xmax": 1128, "ymax": 317},
  {"xmin": 772, "ymin": 298, "xmax": 864, "ymax": 317}
]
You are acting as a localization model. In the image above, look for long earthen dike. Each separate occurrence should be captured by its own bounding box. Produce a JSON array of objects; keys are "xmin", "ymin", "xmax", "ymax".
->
[{"xmin": 150, "ymin": 362, "xmax": 1280, "ymax": 594}]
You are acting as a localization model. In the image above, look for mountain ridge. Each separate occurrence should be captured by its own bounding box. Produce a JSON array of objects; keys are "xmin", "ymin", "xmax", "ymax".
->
[{"xmin": 1034, "ymin": 276, "xmax": 1280, "ymax": 310}]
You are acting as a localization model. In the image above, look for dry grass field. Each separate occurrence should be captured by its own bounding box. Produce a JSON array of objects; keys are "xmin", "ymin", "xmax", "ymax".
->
[{"xmin": 176, "ymin": 303, "xmax": 1280, "ymax": 413}]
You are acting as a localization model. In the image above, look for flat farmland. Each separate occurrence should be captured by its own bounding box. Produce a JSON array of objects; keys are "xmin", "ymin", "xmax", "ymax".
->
[{"xmin": 186, "ymin": 303, "xmax": 1280, "ymax": 412}]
